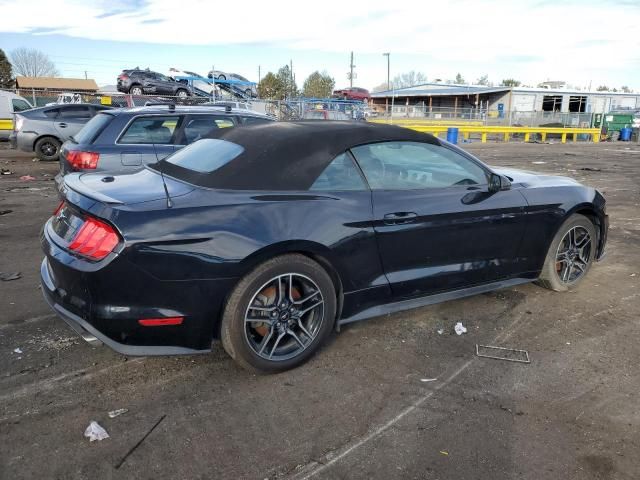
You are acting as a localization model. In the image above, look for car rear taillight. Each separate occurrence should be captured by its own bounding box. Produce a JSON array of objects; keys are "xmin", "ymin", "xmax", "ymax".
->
[
  {"xmin": 118, "ymin": 74, "xmax": 129, "ymax": 81},
  {"xmin": 68, "ymin": 217, "xmax": 119, "ymax": 260},
  {"xmin": 67, "ymin": 151, "xmax": 99, "ymax": 170},
  {"xmin": 14, "ymin": 115, "xmax": 24, "ymax": 132}
]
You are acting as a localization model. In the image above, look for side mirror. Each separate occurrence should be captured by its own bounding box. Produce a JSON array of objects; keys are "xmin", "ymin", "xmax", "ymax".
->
[{"xmin": 489, "ymin": 173, "xmax": 511, "ymax": 193}]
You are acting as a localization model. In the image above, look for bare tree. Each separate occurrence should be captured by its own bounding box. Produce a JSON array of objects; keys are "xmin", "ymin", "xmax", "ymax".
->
[
  {"xmin": 391, "ymin": 71, "xmax": 427, "ymax": 89},
  {"xmin": 11, "ymin": 48, "xmax": 59, "ymax": 77}
]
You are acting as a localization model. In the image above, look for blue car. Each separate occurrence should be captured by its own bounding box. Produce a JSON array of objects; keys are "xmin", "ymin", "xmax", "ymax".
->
[{"xmin": 57, "ymin": 104, "xmax": 274, "ymax": 184}]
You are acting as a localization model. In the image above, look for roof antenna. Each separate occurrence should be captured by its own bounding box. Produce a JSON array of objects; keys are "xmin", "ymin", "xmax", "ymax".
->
[{"xmin": 151, "ymin": 139, "xmax": 172, "ymax": 208}]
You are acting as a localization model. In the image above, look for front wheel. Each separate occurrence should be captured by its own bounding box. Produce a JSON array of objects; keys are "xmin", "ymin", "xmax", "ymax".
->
[
  {"xmin": 220, "ymin": 254, "xmax": 336, "ymax": 373},
  {"xmin": 176, "ymin": 89, "xmax": 189, "ymax": 98},
  {"xmin": 537, "ymin": 214, "xmax": 597, "ymax": 291}
]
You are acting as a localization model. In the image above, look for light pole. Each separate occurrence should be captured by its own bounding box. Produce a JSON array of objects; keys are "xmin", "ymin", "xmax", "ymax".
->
[
  {"xmin": 382, "ymin": 52, "xmax": 390, "ymax": 90},
  {"xmin": 383, "ymin": 52, "xmax": 390, "ymax": 117}
]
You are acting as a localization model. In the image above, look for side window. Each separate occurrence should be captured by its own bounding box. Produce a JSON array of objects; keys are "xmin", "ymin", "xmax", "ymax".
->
[
  {"xmin": 241, "ymin": 116, "xmax": 271, "ymax": 125},
  {"xmin": 181, "ymin": 115, "xmax": 236, "ymax": 144},
  {"xmin": 12, "ymin": 99, "xmax": 32, "ymax": 112},
  {"xmin": 119, "ymin": 116, "xmax": 181, "ymax": 144},
  {"xmin": 310, "ymin": 152, "xmax": 367, "ymax": 191},
  {"xmin": 43, "ymin": 108, "xmax": 60, "ymax": 118},
  {"xmin": 351, "ymin": 141, "xmax": 488, "ymax": 190},
  {"xmin": 58, "ymin": 106, "xmax": 91, "ymax": 119}
]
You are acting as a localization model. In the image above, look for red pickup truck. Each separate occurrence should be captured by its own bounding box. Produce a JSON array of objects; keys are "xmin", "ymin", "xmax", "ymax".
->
[{"xmin": 333, "ymin": 87, "xmax": 370, "ymax": 101}]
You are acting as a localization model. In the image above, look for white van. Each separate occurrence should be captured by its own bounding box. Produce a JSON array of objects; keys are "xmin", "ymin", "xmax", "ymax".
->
[{"xmin": 0, "ymin": 91, "xmax": 33, "ymax": 140}]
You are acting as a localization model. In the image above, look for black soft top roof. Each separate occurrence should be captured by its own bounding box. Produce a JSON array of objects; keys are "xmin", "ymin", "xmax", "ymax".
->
[{"xmin": 159, "ymin": 121, "xmax": 440, "ymax": 191}]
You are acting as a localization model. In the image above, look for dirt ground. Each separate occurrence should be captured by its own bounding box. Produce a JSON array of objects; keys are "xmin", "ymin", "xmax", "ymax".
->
[{"xmin": 0, "ymin": 140, "xmax": 639, "ymax": 480}]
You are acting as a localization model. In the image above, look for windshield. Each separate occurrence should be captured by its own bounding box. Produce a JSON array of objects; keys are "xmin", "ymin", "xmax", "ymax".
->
[
  {"xmin": 163, "ymin": 138, "xmax": 244, "ymax": 173},
  {"xmin": 73, "ymin": 113, "xmax": 113, "ymax": 144}
]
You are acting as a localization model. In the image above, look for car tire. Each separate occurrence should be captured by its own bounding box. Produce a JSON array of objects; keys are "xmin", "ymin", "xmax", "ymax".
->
[
  {"xmin": 129, "ymin": 85, "xmax": 143, "ymax": 95},
  {"xmin": 34, "ymin": 136, "xmax": 61, "ymax": 161},
  {"xmin": 217, "ymin": 74, "xmax": 226, "ymax": 81},
  {"xmin": 220, "ymin": 254, "xmax": 336, "ymax": 373},
  {"xmin": 537, "ymin": 214, "xmax": 597, "ymax": 292},
  {"xmin": 176, "ymin": 89, "xmax": 189, "ymax": 98}
]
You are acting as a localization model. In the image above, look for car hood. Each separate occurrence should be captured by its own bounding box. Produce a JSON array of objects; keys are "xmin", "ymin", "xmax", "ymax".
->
[
  {"xmin": 63, "ymin": 168, "xmax": 194, "ymax": 205},
  {"xmin": 492, "ymin": 166, "xmax": 581, "ymax": 188}
]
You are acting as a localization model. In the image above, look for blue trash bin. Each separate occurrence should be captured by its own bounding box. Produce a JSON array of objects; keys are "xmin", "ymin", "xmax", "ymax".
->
[
  {"xmin": 446, "ymin": 127, "xmax": 459, "ymax": 144},
  {"xmin": 620, "ymin": 127, "xmax": 632, "ymax": 141}
]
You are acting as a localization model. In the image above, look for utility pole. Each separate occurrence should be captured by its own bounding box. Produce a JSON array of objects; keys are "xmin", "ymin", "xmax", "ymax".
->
[
  {"xmin": 290, "ymin": 59, "xmax": 293, "ymax": 98},
  {"xmin": 84, "ymin": 70, "xmax": 87, "ymax": 80},
  {"xmin": 349, "ymin": 51, "xmax": 355, "ymax": 88},
  {"xmin": 258, "ymin": 65, "xmax": 261, "ymax": 85}
]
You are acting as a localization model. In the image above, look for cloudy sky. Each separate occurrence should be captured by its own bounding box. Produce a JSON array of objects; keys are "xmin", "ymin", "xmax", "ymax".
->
[{"xmin": 0, "ymin": 0, "xmax": 639, "ymax": 90}]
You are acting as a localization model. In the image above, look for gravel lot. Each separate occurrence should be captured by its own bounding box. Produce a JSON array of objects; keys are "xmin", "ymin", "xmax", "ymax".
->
[{"xmin": 0, "ymin": 140, "xmax": 638, "ymax": 480}]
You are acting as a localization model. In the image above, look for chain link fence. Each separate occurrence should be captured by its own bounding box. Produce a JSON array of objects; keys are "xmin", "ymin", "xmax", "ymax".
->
[
  {"xmin": 1, "ymin": 87, "xmax": 369, "ymax": 121},
  {"xmin": 372, "ymin": 104, "xmax": 594, "ymax": 128}
]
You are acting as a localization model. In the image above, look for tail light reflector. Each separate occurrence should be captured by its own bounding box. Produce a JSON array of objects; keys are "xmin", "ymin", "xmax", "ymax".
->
[
  {"xmin": 67, "ymin": 151, "xmax": 99, "ymax": 170},
  {"xmin": 68, "ymin": 217, "xmax": 119, "ymax": 260},
  {"xmin": 138, "ymin": 317, "xmax": 184, "ymax": 326},
  {"xmin": 14, "ymin": 115, "xmax": 24, "ymax": 132}
]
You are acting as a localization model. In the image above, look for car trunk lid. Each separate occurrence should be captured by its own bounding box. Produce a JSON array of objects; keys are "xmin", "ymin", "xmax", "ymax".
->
[{"xmin": 63, "ymin": 168, "xmax": 194, "ymax": 205}]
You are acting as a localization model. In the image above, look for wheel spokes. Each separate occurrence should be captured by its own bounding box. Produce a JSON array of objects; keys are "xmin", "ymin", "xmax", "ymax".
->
[{"xmin": 245, "ymin": 272, "xmax": 325, "ymax": 361}]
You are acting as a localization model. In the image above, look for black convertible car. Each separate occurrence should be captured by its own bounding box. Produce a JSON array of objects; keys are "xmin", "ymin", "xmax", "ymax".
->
[{"xmin": 41, "ymin": 122, "xmax": 608, "ymax": 372}]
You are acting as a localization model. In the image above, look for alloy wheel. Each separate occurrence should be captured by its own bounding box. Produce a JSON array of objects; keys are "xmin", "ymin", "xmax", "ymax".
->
[
  {"xmin": 40, "ymin": 142, "xmax": 56, "ymax": 156},
  {"xmin": 244, "ymin": 273, "xmax": 325, "ymax": 361},
  {"xmin": 555, "ymin": 226, "xmax": 592, "ymax": 284}
]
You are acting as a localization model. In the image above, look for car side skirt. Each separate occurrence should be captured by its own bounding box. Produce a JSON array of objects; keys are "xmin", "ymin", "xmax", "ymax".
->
[{"xmin": 337, "ymin": 276, "xmax": 535, "ymax": 329}]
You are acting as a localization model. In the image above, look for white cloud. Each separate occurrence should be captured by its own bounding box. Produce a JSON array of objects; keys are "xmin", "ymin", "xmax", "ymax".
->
[{"xmin": 1, "ymin": 0, "xmax": 639, "ymax": 88}]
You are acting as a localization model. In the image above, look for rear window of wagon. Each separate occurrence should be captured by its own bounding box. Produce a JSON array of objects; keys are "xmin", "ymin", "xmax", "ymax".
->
[{"xmin": 73, "ymin": 113, "xmax": 114, "ymax": 144}]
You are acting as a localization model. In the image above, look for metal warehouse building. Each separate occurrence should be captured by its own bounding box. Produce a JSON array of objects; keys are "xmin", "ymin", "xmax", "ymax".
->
[{"xmin": 371, "ymin": 83, "xmax": 640, "ymax": 117}]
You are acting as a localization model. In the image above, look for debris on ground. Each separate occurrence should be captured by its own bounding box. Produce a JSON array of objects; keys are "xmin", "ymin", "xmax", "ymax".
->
[
  {"xmin": 19, "ymin": 175, "xmax": 36, "ymax": 181},
  {"xmin": 564, "ymin": 152, "xmax": 578, "ymax": 156},
  {"xmin": 1, "ymin": 168, "xmax": 12, "ymax": 175},
  {"xmin": 580, "ymin": 167, "xmax": 602, "ymax": 172},
  {"xmin": 437, "ymin": 328, "xmax": 444, "ymax": 335},
  {"xmin": 84, "ymin": 421, "xmax": 109, "ymax": 442},
  {"xmin": 108, "ymin": 408, "xmax": 129, "ymax": 418},
  {"xmin": 13, "ymin": 348, "xmax": 23, "ymax": 354},
  {"xmin": 531, "ymin": 161, "xmax": 546, "ymax": 164},
  {"xmin": 439, "ymin": 450, "xmax": 449, "ymax": 456},
  {"xmin": 454, "ymin": 322, "xmax": 467, "ymax": 335},
  {"xmin": 0, "ymin": 272, "xmax": 21, "ymax": 281},
  {"xmin": 420, "ymin": 378, "xmax": 438, "ymax": 383},
  {"xmin": 0, "ymin": 209, "xmax": 12, "ymax": 215},
  {"xmin": 476, "ymin": 344, "xmax": 530, "ymax": 363}
]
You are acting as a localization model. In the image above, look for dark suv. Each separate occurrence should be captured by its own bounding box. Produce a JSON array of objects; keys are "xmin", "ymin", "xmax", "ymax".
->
[
  {"xmin": 117, "ymin": 69, "xmax": 192, "ymax": 97},
  {"xmin": 57, "ymin": 104, "xmax": 274, "ymax": 182}
]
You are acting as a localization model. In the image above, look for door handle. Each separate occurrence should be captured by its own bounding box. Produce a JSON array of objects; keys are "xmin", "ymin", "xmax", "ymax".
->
[
  {"xmin": 58, "ymin": 123, "xmax": 67, "ymax": 128},
  {"xmin": 383, "ymin": 212, "xmax": 418, "ymax": 225}
]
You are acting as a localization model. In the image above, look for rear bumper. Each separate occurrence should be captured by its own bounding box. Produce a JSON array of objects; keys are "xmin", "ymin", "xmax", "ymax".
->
[
  {"xmin": 14, "ymin": 131, "xmax": 37, "ymax": 152},
  {"xmin": 41, "ymin": 258, "xmax": 211, "ymax": 356}
]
